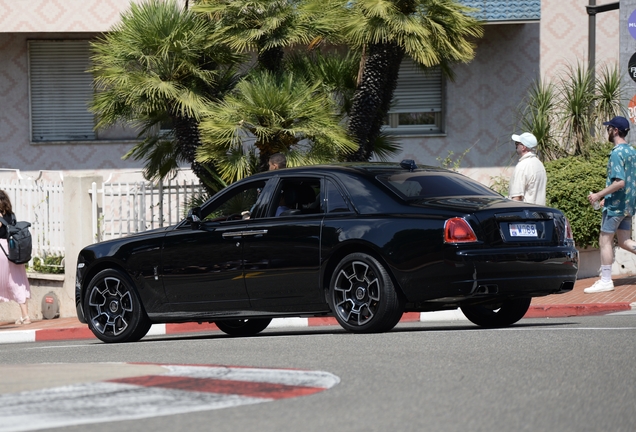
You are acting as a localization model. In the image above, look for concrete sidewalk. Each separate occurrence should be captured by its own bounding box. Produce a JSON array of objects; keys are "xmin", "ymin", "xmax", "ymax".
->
[{"xmin": 2, "ymin": 275, "xmax": 635, "ymax": 344}]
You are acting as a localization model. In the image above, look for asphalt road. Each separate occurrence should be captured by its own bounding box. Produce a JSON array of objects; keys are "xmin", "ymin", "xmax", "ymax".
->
[{"xmin": 1, "ymin": 313, "xmax": 635, "ymax": 432}]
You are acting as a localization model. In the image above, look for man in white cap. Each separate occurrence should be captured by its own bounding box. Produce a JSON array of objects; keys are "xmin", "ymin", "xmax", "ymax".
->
[{"xmin": 508, "ymin": 132, "xmax": 546, "ymax": 205}]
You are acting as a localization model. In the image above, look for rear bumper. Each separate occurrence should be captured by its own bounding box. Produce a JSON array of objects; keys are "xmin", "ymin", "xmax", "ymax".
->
[{"xmin": 398, "ymin": 246, "xmax": 579, "ymax": 302}]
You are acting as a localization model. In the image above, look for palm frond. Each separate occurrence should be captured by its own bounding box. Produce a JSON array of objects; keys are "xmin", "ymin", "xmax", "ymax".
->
[
  {"xmin": 558, "ymin": 63, "xmax": 594, "ymax": 156},
  {"xmin": 518, "ymin": 78, "xmax": 563, "ymax": 162},
  {"xmin": 89, "ymin": 0, "xmax": 241, "ymax": 187},
  {"xmin": 595, "ymin": 63, "xmax": 624, "ymax": 135},
  {"xmin": 198, "ymin": 70, "xmax": 357, "ymax": 182}
]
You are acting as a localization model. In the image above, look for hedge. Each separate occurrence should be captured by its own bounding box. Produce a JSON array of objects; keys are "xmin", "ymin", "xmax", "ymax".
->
[{"xmin": 544, "ymin": 144, "xmax": 611, "ymax": 248}]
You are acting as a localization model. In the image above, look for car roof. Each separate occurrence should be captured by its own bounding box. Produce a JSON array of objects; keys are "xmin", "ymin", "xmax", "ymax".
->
[{"xmin": 246, "ymin": 162, "xmax": 450, "ymax": 180}]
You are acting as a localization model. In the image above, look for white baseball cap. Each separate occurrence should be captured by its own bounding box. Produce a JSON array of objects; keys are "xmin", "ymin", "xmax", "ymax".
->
[{"xmin": 511, "ymin": 132, "xmax": 538, "ymax": 149}]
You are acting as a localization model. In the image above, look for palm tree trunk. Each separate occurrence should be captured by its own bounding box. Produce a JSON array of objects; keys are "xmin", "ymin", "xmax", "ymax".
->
[
  {"xmin": 173, "ymin": 116, "xmax": 220, "ymax": 195},
  {"xmin": 347, "ymin": 42, "xmax": 404, "ymax": 161},
  {"xmin": 258, "ymin": 46, "xmax": 285, "ymax": 75}
]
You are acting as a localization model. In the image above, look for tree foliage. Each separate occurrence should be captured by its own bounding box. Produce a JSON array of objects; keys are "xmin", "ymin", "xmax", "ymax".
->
[
  {"xmin": 321, "ymin": 0, "xmax": 483, "ymax": 160},
  {"xmin": 90, "ymin": 0, "xmax": 242, "ymax": 193},
  {"xmin": 92, "ymin": 0, "xmax": 485, "ymax": 191},
  {"xmin": 518, "ymin": 63, "xmax": 623, "ymax": 161},
  {"xmin": 197, "ymin": 71, "xmax": 358, "ymax": 182},
  {"xmin": 544, "ymin": 145, "xmax": 611, "ymax": 248},
  {"xmin": 193, "ymin": 0, "xmax": 326, "ymax": 73}
]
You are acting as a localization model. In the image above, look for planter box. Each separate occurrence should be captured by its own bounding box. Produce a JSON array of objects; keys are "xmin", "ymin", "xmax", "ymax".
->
[
  {"xmin": 577, "ymin": 246, "xmax": 636, "ymax": 280},
  {"xmin": 0, "ymin": 273, "xmax": 65, "ymax": 322},
  {"xmin": 577, "ymin": 247, "xmax": 600, "ymax": 279},
  {"xmin": 614, "ymin": 247, "xmax": 636, "ymax": 276}
]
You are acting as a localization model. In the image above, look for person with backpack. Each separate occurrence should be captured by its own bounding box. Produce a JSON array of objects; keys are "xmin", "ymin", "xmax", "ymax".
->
[{"xmin": 0, "ymin": 190, "xmax": 31, "ymax": 325}]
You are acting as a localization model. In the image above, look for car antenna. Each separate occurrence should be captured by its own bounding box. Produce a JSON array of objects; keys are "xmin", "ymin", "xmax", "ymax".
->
[{"xmin": 400, "ymin": 160, "xmax": 417, "ymax": 171}]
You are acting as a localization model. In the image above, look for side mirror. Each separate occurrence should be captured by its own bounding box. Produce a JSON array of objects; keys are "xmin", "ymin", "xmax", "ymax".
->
[{"xmin": 186, "ymin": 207, "xmax": 202, "ymax": 229}]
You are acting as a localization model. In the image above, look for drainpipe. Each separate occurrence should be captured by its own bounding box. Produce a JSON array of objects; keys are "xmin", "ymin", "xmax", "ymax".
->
[{"xmin": 586, "ymin": 1, "xmax": 620, "ymax": 136}]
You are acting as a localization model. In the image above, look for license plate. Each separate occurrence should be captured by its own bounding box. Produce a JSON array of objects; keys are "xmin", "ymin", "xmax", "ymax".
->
[{"xmin": 509, "ymin": 223, "xmax": 537, "ymax": 237}]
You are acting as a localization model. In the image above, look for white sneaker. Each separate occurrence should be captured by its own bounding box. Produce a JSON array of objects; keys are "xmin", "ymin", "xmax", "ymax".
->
[{"xmin": 584, "ymin": 279, "xmax": 615, "ymax": 294}]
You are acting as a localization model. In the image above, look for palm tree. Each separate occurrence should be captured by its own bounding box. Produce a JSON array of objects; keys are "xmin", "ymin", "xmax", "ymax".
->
[
  {"xmin": 319, "ymin": 0, "xmax": 483, "ymax": 161},
  {"xmin": 285, "ymin": 49, "xmax": 402, "ymax": 159},
  {"xmin": 193, "ymin": 0, "xmax": 322, "ymax": 74},
  {"xmin": 193, "ymin": 0, "xmax": 403, "ymax": 164},
  {"xmin": 518, "ymin": 79, "xmax": 563, "ymax": 162},
  {"xmin": 197, "ymin": 71, "xmax": 358, "ymax": 182},
  {"xmin": 90, "ymin": 0, "xmax": 242, "ymax": 193},
  {"xmin": 594, "ymin": 64, "xmax": 623, "ymax": 135},
  {"xmin": 558, "ymin": 64, "xmax": 595, "ymax": 156}
]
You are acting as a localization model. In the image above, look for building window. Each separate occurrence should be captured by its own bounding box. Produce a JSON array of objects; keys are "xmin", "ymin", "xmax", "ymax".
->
[
  {"xmin": 384, "ymin": 57, "xmax": 443, "ymax": 134},
  {"xmin": 28, "ymin": 40, "xmax": 95, "ymax": 142}
]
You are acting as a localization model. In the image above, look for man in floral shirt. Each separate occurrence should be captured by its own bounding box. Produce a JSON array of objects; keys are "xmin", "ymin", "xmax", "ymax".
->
[{"xmin": 586, "ymin": 116, "xmax": 636, "ymax": 293}]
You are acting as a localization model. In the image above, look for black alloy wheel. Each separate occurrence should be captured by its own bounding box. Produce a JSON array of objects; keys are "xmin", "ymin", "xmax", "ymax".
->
[
  {"xmin": 215, "ymin": 318, "xmax": 272, "ymax": 336},
  {"xmin": 460, "ymin": 297, "xmax": 532, "ymax": 328},
  {"xmin": 329, "ymin": 253, "xmax": 404, "ymax": 333},
  {"xmin": 83, "ymin": 269, "xmax": 152, "ymax": 343}
]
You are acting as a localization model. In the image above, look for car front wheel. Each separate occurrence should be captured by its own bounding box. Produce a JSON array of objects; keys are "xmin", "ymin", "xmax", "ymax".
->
[
  {"xmin": 460, "ymin": 297, "xmax": 532, "ymax": 328},
  {"xmin": 83, "ymin": 269, "xmax": 152, "ymax": 343},
  {"xmin": 329, "ymin": 253, "xmax": 404, "ymax": 333},
  {"xmin": 215, "ymin": 318, "xmax": 272, "ymax": 336}
]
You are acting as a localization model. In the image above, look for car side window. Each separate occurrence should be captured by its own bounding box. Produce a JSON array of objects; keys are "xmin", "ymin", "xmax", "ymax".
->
[
  {"xmin": 325, "ymin": 179, "xmax": 350, "ymax": 213},
  {"xmin": 270, "ymin": 178, "xmax": 321, "ymax": 217},
  {"xmin": 202, "ymin": 180, "xmax": 267, "ymax": 221}
]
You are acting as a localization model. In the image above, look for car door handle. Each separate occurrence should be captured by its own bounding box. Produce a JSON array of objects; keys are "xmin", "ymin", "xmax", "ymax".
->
[
  {"xmin": 221, "ymin": 232, "xmax": 243, "ymax": 239},
  {"xmin": 221, "ymin": 230, "xmax": 268, "ymax": 239},
  {"xmin": 241, "ymin": 230, "xmax": 268, "ymax": 237}
]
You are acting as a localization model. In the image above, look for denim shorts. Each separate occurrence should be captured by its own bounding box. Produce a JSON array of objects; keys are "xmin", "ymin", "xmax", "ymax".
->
[{"xmin": 600, "ymin": 212, "xmax": 632, "ymax": 234}]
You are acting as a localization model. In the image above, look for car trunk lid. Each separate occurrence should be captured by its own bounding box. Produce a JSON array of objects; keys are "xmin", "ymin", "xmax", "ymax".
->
[{"xmin": 412, "ymin": 197, "xmax": 566, "ymax": 247}]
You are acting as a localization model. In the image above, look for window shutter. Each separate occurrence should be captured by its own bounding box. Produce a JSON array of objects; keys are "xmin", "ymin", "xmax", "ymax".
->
[
  {"xmin": 29, "ymin": 40, "xmax": 95, "ymax": 142},
  {"xmin": 390, "ymin": 59, "xmax": 442, "ymax": 114}
]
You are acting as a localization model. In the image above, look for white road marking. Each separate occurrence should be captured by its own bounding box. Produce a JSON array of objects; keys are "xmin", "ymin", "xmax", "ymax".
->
[{"xmin": 0, "ymin": 364, "xmax": 340, "ymax": 432}]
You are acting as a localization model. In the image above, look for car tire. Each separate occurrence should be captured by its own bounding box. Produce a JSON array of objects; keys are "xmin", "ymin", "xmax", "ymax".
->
[
  {"xmin": 83, "ymin": 269, "xmax": 152, "ymax": 343},
  {"xmin": 215, "ymin": 318, "xmax": 272, "ymax": 336},
  {"xmin": 329, "ymin": 253, "xmax": 404, "ymax": 333},
  {"xmin": 460, "ymin": 297, "xmax": 532, "ymax": 328}
]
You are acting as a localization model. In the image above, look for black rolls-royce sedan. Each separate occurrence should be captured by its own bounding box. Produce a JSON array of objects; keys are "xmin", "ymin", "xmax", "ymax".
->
[{"xmin": 76, "ymin": 161, "xmax": 578, "ymax": 343}]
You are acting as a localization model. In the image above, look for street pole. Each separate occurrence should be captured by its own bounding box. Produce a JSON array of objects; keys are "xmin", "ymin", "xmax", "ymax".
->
[{"xmin": 586, "ymin": 1, "xmax": 620, "ymax": 137}]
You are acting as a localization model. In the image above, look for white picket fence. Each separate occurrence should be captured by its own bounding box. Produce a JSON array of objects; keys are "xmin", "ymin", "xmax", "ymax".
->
[
  {"xmin": 0, "ymin": 170, "xmax": 206, "ymax": 262},
  {"xmin": 90, "ymin": 177, "xmax": 206, "ymax": 242},
  {"xmin": 0, "ymin": 171, "xmax": 64, "ymax": 262}
]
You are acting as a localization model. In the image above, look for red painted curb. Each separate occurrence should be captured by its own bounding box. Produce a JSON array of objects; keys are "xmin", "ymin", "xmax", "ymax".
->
[
  {"xmin": 525, "ymin": 303, "xmax": 632, "ymax": 318},
  {"xmin": 307, "ymin": 312, "xmax": 420, "ymax": 327},
  {"xmin": 111, "ymin": 374, "xmax": 327, "ymax": 399},
  {"xmin": 36, "ymin": 327, "xmax": 96, "ymax": 341},
  {"xmin": 400, "ymin": 312, "xmax": 422, "ymax": 322},
  {"xmin": 26, "ymin": 304, "xmax": 632, "ymax": 342},
  {"xmin": 166, "ymin": 322, "xmax": 219, "ymax": 334},
  {"xmin": 307, "ymin": 317, "xmax": 338, "ymax": 326}
]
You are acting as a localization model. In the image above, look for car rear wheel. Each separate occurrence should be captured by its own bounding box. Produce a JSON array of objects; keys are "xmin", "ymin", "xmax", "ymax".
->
[
  {"xmin": 83, "ymin": 269, "xmax": 152, "ymax": 343},
  {"xmin": 329, "ymin": 253, "xmax": 404, "ymax": 333},
  {"xmin": 460, "ymin": 297, "xmax": 532, "ymax": 328},
  {"xmin": 215, "ymin": 318, "xmax": 272, "ymax": 336}
]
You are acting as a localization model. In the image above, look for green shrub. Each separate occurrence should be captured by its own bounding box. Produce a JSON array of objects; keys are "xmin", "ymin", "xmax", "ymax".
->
[
  {"xmin": 545, "ymin": 144, "xmax": 611, "ymax": 248},
  {"xmin": 31, "ymin": 254, "xmax": 65, "ymax": 274},
  {"xmin": 488, "ymin": 174, "xmax": 509, "ymax": 196}
]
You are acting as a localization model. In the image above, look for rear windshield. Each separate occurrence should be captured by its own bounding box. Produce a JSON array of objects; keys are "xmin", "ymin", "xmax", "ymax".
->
[{"xmin": 377, "ymin": 171, "xmax": 500, "ymax": 199}]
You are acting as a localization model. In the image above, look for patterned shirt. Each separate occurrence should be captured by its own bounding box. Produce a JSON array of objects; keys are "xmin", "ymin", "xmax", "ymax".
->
[{"xmin": 604, "ymin": 143, "xmax": 636, "ymax": 217}]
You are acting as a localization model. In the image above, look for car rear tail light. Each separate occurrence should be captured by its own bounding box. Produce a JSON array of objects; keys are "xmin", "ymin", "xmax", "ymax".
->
[
  {"xmin": 565, "ymin": 217, "xmax": 574, "ymax": 241},
  {"xmin": 444, "ymin": 217, "xmax": 478, "ymax": 243}
]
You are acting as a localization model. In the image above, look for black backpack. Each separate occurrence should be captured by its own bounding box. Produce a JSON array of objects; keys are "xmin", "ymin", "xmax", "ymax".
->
[{"xmin": 0, "ymin": 215, "xmax": 32, "ymax": 265}]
